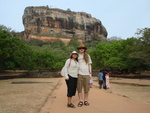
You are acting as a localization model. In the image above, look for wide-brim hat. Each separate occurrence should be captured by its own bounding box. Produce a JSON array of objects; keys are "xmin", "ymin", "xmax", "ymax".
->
[{"xmin": 77, "ymin": 44, "xmax": 87, "ymax": 50}]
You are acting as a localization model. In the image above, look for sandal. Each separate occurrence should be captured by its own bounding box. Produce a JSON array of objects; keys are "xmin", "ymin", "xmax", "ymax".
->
[
  {"xmin": 77, "ymin": 101, "xmax": 83, "ymax": 107},
  {"xmin": 67, "ymin": 103, "xmax": 75, "ymax": 108},
  {"xmin": 84, "ymin": 101, "xmax": 89, "ymax": 106}
]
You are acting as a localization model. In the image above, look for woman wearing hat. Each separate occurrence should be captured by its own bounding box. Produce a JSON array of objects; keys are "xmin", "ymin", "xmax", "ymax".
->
[
  {"xmin": 63, "ymin": 51, "xmax": 79, "ymax": 108},
  {"xmin": 77, "ymin": 44, "xmax": 92, "ymax": 107}
]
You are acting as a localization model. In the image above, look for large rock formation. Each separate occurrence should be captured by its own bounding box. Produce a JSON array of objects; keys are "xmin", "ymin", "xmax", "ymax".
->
[{"xmin": 22, "ymin": 6, "xmax": 107, "ymax": 43}]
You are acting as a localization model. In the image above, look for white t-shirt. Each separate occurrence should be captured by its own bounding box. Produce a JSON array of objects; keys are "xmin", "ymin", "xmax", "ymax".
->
[
  {"xmin": 64, "ymin": 59, "xmax": 79, "ymax": 79},
  {"xmin": 78, "ymin": 53, "xmax": 92, "ymax": 75}
]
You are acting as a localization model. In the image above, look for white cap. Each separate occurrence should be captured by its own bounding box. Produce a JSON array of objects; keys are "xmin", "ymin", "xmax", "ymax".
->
[
  {"xmin": 70, "ymin": 51, "xmax": 78, "ymax": 57},
  {"xmin": 72, "ymin": 51, "xmax": 78, "ymax": 54}
]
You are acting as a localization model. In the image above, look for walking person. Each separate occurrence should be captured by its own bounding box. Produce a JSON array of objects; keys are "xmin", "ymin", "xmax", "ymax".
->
[
  {"xmin": 63, "ymin": 51, "xmax": 79, "ymax": 108},
  {"xmin": 97, "ymin": 70, "xmax": 103, "ymax": 89},
  {"xmin": 76, "ymin": 44, "xmax": 92, "ymax": 107}
]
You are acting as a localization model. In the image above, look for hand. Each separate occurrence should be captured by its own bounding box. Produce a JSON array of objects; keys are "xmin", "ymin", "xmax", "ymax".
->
[
  {"xmin": 89, "ymin": 74, "xmax": 92, "ymax": 79},
  {"xmin": 65, "ymin": 78, "xmax": 69, "ymax": 80}
]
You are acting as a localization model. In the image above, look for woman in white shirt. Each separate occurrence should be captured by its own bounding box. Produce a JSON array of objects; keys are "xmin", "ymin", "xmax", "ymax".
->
[{"xmin": 63, "ymin": 51, "xmax": 79, "ymax": 108}]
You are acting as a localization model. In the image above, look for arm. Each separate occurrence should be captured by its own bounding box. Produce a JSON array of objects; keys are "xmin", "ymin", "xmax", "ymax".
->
[
  {"xmin": 64, "ymin": 59, "xmax": 70, "ymax": 80},
  {"xmin": 88, "ymin": 64, "xmax": 92, "ymax": 78},
  {"xmin": 88, "ymin": 54, "xmax": 92, "ymax": 78},
  {"xmin": 97, "ymin": 73, "xmax": 100, "ymax": 80}
]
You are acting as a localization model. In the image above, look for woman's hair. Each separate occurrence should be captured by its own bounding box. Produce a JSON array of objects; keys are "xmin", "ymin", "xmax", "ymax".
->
[{"xmin": 84, "ymin": 53, "xmax": 89, "ymax": 64}]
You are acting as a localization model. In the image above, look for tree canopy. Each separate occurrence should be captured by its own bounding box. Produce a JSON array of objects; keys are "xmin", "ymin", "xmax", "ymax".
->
[
  {"xmin": 90, "ymin": 28, "xmax": 150, "ymax": 73},
  {"xmin": 0, "ymin": 25, "xmax": 150, "ymax": 74}
]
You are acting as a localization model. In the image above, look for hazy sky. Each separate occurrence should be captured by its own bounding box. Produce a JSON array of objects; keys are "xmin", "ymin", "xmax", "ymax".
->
[{"xmin": 0, "ymin": 0, "xmax": 150, "ymax": 39}]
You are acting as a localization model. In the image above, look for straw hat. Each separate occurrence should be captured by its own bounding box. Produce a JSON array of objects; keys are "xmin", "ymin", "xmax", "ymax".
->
[{"xmin": 77, "ymin": 44, "xmax": 87, "ymax": 50}]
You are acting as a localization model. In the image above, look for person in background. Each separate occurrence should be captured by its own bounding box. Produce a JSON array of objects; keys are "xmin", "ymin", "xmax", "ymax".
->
[
  {"xmin": 76, "ymin": 44, "xmax": 92, "ymax": 107},
  {"xmin": 63, "ymin": 51, "xmax": 79, "ymax": 108},
  {"xmin": 105, "ymin": 70, "xmax": 110, "ymax": 89},
  {"xmin": 97, "ymin": 69, "xmax": 103, "ymax": 89},
  {"xmin": 102, "ymin": 69, "xmax": 107, "ymax": 90}
]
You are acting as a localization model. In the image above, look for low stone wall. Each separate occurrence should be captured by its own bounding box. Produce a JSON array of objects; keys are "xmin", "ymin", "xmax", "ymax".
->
[
  {"xmin": 26, "ymin": 71, "xmax": 62, "ymax": 78},
  {"xmin": 1, "ymin": 70, "xmax": 150, "ymax": 80},
  {"xmin": 0, "ymin": 70, "xmax": 62, "ymax": 79}
]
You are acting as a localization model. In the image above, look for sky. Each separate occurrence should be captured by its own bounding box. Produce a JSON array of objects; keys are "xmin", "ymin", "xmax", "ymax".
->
[{"xmin": 0, "ymin": 0, "xmax": 150, "ymax": 39}]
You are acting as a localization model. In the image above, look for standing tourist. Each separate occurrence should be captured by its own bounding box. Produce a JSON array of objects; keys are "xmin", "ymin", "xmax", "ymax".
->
[
  {"xmin": 63, "ymin": 51, "xmax": 79, "ymax": 108},
  {"xmin": 105, "ymin": 71, "xmax": 110, "ymax": 89},
  {"xmin": 77, "ymin": 44, "xmax": 92, "ymax": 107},
  {"xmin": 102, "ymin": 69, "xmax": 107, "ymax": 89}
]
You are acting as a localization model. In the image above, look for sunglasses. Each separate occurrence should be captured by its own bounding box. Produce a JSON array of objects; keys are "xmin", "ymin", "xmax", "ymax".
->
[{"xmin": 79, "ymin": 48, "xmax": 85, "ymax": 49}]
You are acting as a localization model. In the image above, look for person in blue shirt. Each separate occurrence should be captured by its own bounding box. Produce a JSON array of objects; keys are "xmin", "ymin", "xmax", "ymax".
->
[{"xmin": 97, "ymin": 70, "xmax": 103, "ymax": 89}]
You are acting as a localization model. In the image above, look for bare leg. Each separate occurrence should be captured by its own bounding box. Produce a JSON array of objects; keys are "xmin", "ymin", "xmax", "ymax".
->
[
  {"xmin": 84, "ymin": 92, "xmax": 88, "ymax": 101},
  {"xmin": 84, "ymin": 92, "xmax": 89, "ymax": 106},
  {"xmin": 67, "ymin": 97, "xmax": 75, "ymax": 108},
  {"xmin": 68, "ymin": 97, "xmax": 72, "ymax": 104},
  {"xmin": 78, "ymin": 92, "xmax": 83, "ymax": 101},
  {"xmin": 77, "ymin": 92, "xmax": 83, "ymax": 107}
]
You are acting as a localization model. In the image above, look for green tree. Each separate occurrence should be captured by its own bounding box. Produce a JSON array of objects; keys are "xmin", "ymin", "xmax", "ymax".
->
[
  {"xmin": 0, "ymin": 25, "xmax": 13, "ymax": 70},
  {"xmin": 136, "ymin": 27, "xmax": 150, "ymax": 41},
  {"xmin": 10, "ymin": 37, "xmax": 36, "ymax": 70},
  {"xmin": 129, "ymin": 28, "xmax": 150, "ymax": 70},
  {"xmin": 68, "ymin": 37, "xmax": 80, "ymax": 48},
  {"xmin": 0, "ymin": 25, "xmax": 35, "ymax": 70},
  {"xmin": 34, "ymin": 51, "xmax": 63, "ymax": 71},
  {"xmin": 90, "ymin": 35, "xmax": 150, "ymax": 73},
  {"xmin": 50, "ymin": 39, "xmax": 65, "ymax": 48}
]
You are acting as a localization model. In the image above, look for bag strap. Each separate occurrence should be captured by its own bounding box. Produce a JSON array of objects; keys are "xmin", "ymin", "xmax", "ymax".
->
[{"xmin": 68, "ymin": 59, "xmax": 72, "ymax": 67}]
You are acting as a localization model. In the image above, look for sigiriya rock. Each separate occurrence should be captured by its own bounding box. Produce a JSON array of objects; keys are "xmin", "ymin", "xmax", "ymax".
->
[{"xmin": 22, "ymin": 6, "xmax": 108, "ymax": 43}]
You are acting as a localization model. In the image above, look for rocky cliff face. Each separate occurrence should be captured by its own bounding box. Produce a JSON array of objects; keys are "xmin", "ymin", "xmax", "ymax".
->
[{"xmin": 22, "ymin": 6, "xmax": 107, "ymax": 42}]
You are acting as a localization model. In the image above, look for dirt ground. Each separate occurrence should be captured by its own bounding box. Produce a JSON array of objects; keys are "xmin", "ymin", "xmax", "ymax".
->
[
  {"xmin": 0, "ymin": 77, "xmax": 150, "ymax": 113},
  {"xmin": 0, "ymin": 78, "xmax": 61, "ymax": 113},
  {"xmin": 93, "ymin": 77, "xmax": 150, "ymax": 105}
]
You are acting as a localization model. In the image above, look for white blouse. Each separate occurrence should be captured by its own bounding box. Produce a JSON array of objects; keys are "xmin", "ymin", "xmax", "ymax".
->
[{"xmin": 64, "ymin": 59, "xmax": 79, "ymax": 79}]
